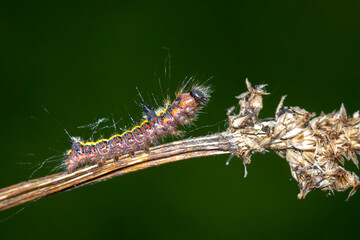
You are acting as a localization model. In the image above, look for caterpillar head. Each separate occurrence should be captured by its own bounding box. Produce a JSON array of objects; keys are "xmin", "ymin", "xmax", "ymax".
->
[{"xmin": 190, "ymin": 88, "xmax": 208, "ymax": 105}]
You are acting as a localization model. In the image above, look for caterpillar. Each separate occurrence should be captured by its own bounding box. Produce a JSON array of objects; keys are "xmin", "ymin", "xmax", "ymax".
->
[{"xmin": 65, "ymin": 85, "xmax": 210, "ymax": 173}]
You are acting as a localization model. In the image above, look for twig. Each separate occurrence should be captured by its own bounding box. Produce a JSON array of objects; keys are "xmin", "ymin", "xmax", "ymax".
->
[
  {"xmin": 1, "ymin": 79, "xmax": 359, "ymax": 212},
  {"xmin": 0, "ymin": 134, "xmax": 230, "ymax": 211}
]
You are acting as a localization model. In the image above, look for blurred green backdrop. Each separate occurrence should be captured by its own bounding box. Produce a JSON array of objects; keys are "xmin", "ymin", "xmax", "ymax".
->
[{"xmin": 1, "ymin": 1, "xmax": 360, "ymax": 239}]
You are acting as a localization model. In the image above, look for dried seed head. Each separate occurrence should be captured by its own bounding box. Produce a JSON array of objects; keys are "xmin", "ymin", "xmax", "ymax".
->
[{"xmin": 227, "ymin": 79, "xmax": 360, "ymax": 199}]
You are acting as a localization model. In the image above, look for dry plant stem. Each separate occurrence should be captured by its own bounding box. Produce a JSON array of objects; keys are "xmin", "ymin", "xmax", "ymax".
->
[
  {"xmin": 0, "ymin": 134, "xmax": 230, "ymax": 211},
  {"xmin": 1, "ymin": 79, "xmax": 359, "ymax": 212}
]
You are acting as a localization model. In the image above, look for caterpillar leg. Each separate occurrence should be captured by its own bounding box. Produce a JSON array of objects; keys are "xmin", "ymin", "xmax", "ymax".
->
[
  {"xmin": 143, "ymin": 145, "xmax": 150, "ymax": 154},
  {"xmin": 97, "ymin": 158, "xmax": 106, "ymax": 167},
  {"xmin": 128, "ymin": 150, "xmax": 135, "ymax": 157}
]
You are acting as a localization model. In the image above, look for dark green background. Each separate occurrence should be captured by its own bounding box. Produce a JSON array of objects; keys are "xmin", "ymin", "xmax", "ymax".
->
[{"xmin": 1, "ymin": 1, "xmax": 359, "ymax": 239}]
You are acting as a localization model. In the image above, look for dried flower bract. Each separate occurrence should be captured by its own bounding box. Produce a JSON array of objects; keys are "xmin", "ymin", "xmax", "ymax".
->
[{"xmin": 227, "ymin": 79, "xmax": 360, "ymax": 199}]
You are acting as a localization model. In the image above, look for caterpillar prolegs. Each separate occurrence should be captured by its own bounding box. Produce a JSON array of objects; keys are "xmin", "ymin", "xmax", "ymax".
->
[{"xmin": 65, "ymin": 86, "xmax": 210, "ymax": 172}]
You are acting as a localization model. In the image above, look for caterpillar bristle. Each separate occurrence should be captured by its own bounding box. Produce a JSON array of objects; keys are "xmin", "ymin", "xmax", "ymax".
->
[{"xmin": 65, "ymin": 82, "xmax": 211, "ymax": 173}]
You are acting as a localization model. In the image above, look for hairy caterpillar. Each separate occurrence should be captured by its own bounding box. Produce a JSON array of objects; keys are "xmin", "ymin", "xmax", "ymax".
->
[{"xmin": 65, "ymin": 85, "xmax": 210, "ymax": 172}]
